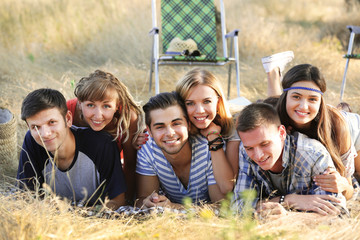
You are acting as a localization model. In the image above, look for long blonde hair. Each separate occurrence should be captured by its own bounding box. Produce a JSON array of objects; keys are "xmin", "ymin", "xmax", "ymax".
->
[
  {"xmin": 74, "ymin": 70, "xmax": 144, "ymax": 144},
  {"xmin": 176, "ymin": 68, "xmax": 234, "ymax": 138}
]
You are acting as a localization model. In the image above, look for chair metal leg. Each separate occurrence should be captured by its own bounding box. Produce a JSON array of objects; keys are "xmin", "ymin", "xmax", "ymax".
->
[
  {"xmin": 149, "ymin": 57, "xmax": 154, "ymax": 93},
  {"xmin": 234, "ymin": 35, "xmax": 240, "ymax": 98},
  {"xmin": 227, "ymin": 65, "xmax": 232, "ymax": 100},
  {"xmin": 149, "ymin": 36, "xmax": 155, "ymax": 93},
  {"xmin": 340, "ymin": 58, "xmax": 350, "ymax": 102},
  {"xmin": 340, "ymin": 30, "xmax": 356, "ymax": 102},
  {"xmin": 149, "ymin": 66, "xmax": 153, "ymax": 93},
  {"xmin": 227, "ymin": 39, "xmax": 233, "ymax": 99},
  {"xmin": 154, "ymin": 60, "xmax": 160, "ymax": 94}
]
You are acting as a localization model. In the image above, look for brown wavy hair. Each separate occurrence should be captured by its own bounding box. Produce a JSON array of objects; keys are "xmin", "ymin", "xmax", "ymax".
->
[{"xmin": 74, "ymin": 70, "xmax": 144, "ymax": 144}]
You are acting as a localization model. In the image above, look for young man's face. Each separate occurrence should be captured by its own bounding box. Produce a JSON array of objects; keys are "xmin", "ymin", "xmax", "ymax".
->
[
  {"xmin": 147, "ymin": 105, "xmax": 189, "ymax": 157},
  {"xmin": 26, "ymin": 108, "xmax": 72, "ymax": 153},
  {"xmin": 239, "ymin": 124, "xmax": 286, "ymax": 173}
]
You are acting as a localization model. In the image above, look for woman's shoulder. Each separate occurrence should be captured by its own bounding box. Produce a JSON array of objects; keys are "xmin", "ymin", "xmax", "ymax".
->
[
  {"xmin": 67, "ymin": 98, "xmax": 78, "ymax": 114},
  {"xmin": 328, "ymin": 106, "xmax": 348, "ymax": 132},
  {"xmin": 327, "ymin": 105, "xmax": 351, "ymax": 154}
]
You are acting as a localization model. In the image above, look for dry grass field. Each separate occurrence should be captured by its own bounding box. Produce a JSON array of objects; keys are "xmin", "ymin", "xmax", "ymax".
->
[{"xmin": 1, "ymin": 0, "xmax": 360, "ymax": 239}]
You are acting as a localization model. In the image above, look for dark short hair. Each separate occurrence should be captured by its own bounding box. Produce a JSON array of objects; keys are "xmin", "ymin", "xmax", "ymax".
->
[
  {"xmin": 143, "ymin": 91, "xmax": 188, "ymax": 127},
  {"xmin": 336, "ymin": 102, "xmax": 352, "ymax": 113},
  {"xmin": 256, "ymin": 95, "xmax": 280, "ymax": 108},
  {"xmin": 21, "ymin": 88, "xmax": 68, "ymax": 121},
  {"xmin": 236, "ymin": 103, "xmax": 281, "ymax": 132}
]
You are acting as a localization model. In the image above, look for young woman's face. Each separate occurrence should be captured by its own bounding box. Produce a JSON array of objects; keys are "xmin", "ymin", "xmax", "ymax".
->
[
  {"xmin": 184, "ymin": 84, "xmax": 219, "ymax": 130},
  {"xmin": 285, "ymin": 81, "xmax": 322, "ymax": 130},
  {"xmin": 79, "ymin": 89, "xmax": 118, "ymax": 131}
]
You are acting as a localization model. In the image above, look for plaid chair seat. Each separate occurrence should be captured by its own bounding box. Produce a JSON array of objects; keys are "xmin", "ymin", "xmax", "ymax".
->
[
  {"xmin": 344, "ymin": 54, "xmax": 360, "ymax": 59},
  {"xmin": 160, "ymin": 55, "xmax": 228, "ymax": 62},
  {"xmin": 149, "ymin": 0, "xmax": 250, "ymax": 105}
]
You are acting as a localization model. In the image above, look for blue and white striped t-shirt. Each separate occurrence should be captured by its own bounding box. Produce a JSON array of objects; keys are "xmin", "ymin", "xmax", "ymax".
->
[{"xmin": 136, "ymin": 134, "xmax": 216, "ymax": 204}]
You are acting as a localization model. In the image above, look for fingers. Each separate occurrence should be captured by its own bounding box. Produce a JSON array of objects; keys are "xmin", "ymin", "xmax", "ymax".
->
[
  {"xmin": 134, "ymin": 132, "xmax": 149, "ymax": 149},
  {"xmin": 314, "ymin": 174, "xmax": 348, "ymax": 193},
  {"xmin": 256, "ymin": 202, "xmax": 287, "ymax": 218},
  {"xmin": 200, "ymin": 122, "xmax": 221, "ymax": 137},
  {"xmin": 310, "ymin": 199, "xmax": 341, "ymax": 216},
  {"xmin": 314, "ymin": 179, "xmax": 339, "ymax": 192},
  {"xmin": 315, "ymin": 194, "xmax": 342, "ymax": 203},
  {"xmin": 150, "ymin": 192, "xmax": 160, "ymax": 203},
  {"xmin": 314, "ymin": 174, "xmax": 337, "ymax": 182},
  {"xmin": 156, "ymin": 194, "xmax": 169, "ymax": 202},
  {"xmin": 143, "ymin": 193, "xmax": 168, "ymax": 208},
  {"xmin": 150, "ymin": 193, "xmax": 169, "ymax": 206},
  {"xmin": 317, "ymin": 186, "xmax": 338, "ymax": 193},
  {"xmin": 143, "ymin": 195, "xmax": 156, "ymax": 208},
  {"xmin": 314, "ymin": 174, "xmax": 338, "ymax": 190},
  {"xmin": 323, "ymin": 167, "xmax": 337, "ymax": 175},
  {"xmin": 290, "ymin": 194, "xmax": 342, "ymax": 216}
]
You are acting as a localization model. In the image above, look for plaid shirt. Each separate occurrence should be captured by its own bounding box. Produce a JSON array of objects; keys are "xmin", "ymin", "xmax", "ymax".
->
[{"xmin": 233, "ymin": 132, "xmax": 347, "ymax": 212}]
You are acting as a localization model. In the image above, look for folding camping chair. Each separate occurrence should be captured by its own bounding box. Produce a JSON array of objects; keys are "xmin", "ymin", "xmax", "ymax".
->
[
  {"xmin": 340, "ymin": 25, "xmax": 360, "ymax": 102},
  {"xmin": 148, "ymin": 0, "xmax": 250, "ymax": 105}
]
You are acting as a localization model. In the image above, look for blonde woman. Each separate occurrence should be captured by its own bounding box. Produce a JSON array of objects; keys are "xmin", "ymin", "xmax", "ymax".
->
[{"xmin": 175, "ymin": 68, "xmax": 238, "ymax": 187}]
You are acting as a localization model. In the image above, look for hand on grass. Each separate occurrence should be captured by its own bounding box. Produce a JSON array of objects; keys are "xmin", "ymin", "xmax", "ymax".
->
[
  {"xmin": 143, "ymin": 192, "xmax": 170, "ymax": 208},
  {"xmin": 256, "ymin": 202, "xmax": 287, "ymax": 218},
  {"xmin": 286, "ymin": 194, "xmax": 341, "ymax": 216}
]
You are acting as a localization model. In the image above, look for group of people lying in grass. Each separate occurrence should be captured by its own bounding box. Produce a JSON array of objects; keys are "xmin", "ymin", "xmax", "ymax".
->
[{"xmin": 16, "ymin": 51, "xmax": 360, "ymax": 217}]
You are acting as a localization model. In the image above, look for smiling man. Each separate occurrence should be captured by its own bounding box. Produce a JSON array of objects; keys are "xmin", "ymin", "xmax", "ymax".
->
[
  {"xmin": 136, "ymin": 92, "xmax": 224, "ymax": 208},
  {"xmin": 233, "ymin": 103, "xmax": 348, "ymax": 216},
  {"xmin": 17, "ymin": 88, "xmax": 126, "ymax": 210}
]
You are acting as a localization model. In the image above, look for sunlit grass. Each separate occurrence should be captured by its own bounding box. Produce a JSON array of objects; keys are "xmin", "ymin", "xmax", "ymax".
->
[{"xmin": 1, "ymin": 0, "xmax": 360, "ymax": 239}]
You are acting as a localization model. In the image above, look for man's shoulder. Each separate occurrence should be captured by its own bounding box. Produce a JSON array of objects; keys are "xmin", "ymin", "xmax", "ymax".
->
[
  {"xmin": 137, "ymin": 138, "xmax": 161, "ymax": 159},
  {"xmin": 190, "ymin": 134, "xmax": 207, "ymax": 143},
  {"xmin": 291, "ymin": 132, "xmax": 330, "ymax": 160},
  {"xmin": 294, "ymin": 132, "xmax": 326, "ymax": 150},
  {"xmin": 140, "ymin": 137, "xmax": 158, "ymax": 150}
]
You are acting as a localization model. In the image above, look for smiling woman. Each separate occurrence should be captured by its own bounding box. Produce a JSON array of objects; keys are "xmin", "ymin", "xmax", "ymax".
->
[
  {"xmin": 175, "ymin": 68, "xmax": 237, "ymax": 194},
  {"xmin": 277, "ymin": 64, "xmax": 357, "ymax": 200},
  {"xmin": 79, "ymin": 88, "xmax": 118, "ymax": 132},
  {"xmin": 66, "ymin": 70, "xmax": 145, "ymax": 205},
  {"xmin": 284, "ymin": 81, "xmax": 322, "ymax": 130}
]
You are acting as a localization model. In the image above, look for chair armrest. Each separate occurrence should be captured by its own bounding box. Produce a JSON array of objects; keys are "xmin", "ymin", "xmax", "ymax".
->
[
  {"xmin": 225, "ymin": 29, "xmax": 239, "ymax": 39},
  {"xmin": 347, "ymin": 25, "xmax": 360, "ymax": 34},
  {"xmin": 149, "ymin": 27, "xmax": 159, "ymax": 36}
]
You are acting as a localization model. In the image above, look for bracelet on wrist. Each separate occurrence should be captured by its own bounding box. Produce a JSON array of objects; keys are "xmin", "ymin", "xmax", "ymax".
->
[
  {"xmin": 208, "ymin": 136, "xmax": 225, "ymax": 151},
  {"xmin": 279, "ymin": 195, "xmax": 286, "ymax": 205},
  {"xmin": 207, "ymin": 136, "xmax": 223, "ymax": 146},
  {"xmin": 206, "ymin": 131, "xmax": 222, "ymax": 139},
  {"xmin": 209, "ymin": 142, "xmax": 224, "ymax": 151}
]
